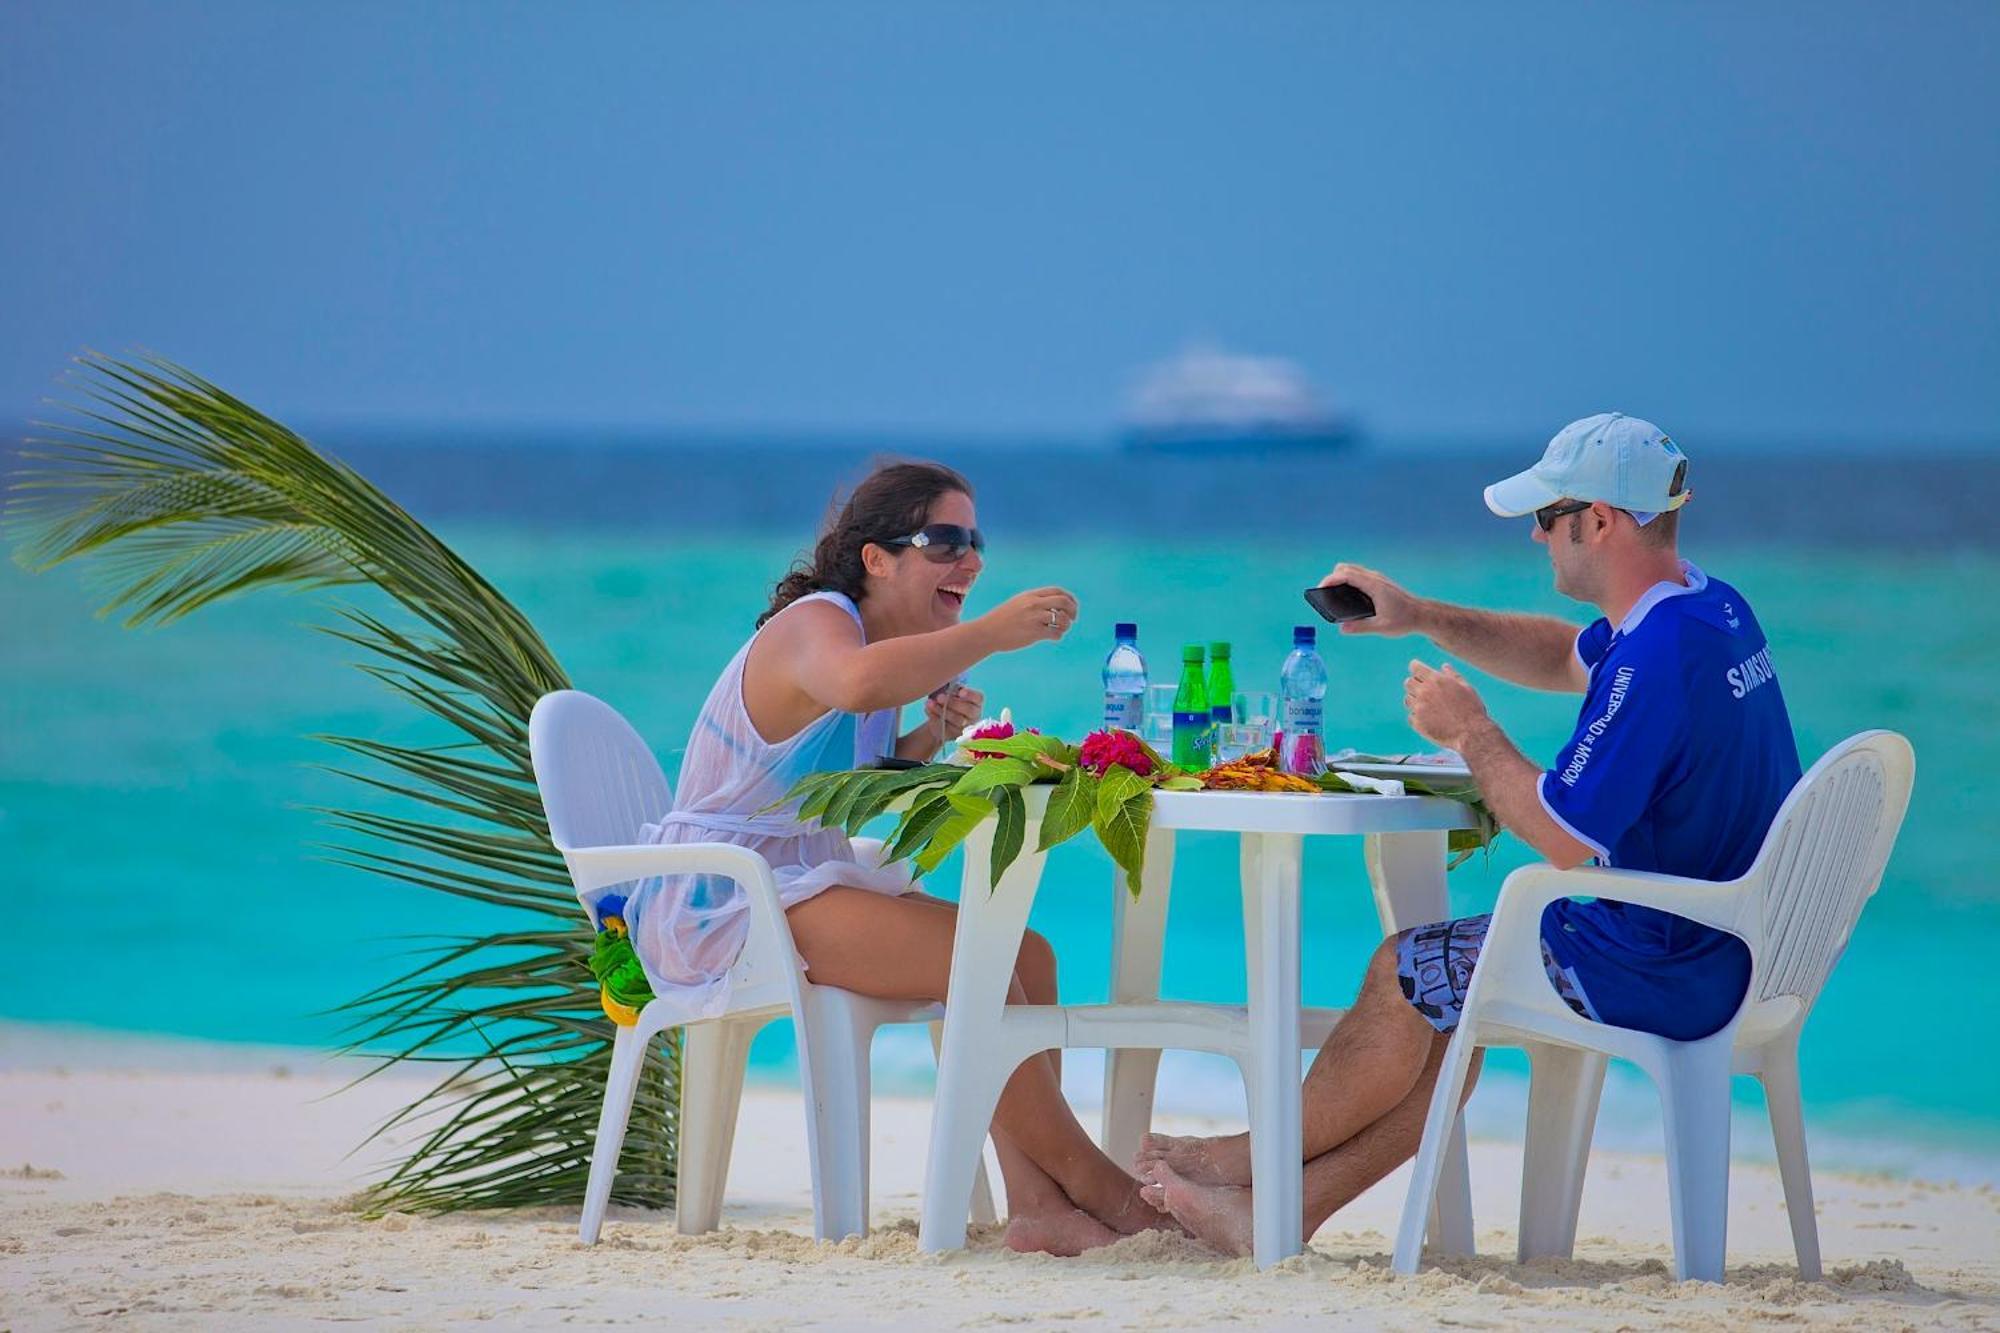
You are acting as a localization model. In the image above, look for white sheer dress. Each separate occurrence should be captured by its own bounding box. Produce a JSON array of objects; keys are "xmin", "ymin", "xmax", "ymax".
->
[{"xmin": 623, "ymin": 591, "xmax": 918, "ymax": 1017}]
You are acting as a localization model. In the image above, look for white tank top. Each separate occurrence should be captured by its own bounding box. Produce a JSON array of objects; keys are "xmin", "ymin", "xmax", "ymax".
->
[{"xmin": 625, "ymin": 590, "xmax": 917, "ymax": 1016}]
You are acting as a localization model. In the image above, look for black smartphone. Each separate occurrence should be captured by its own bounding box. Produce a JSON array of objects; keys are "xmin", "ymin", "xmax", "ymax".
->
[
  {"xmin": 867, "ymin": 756, "xmax": 926, "ymax": 770},
  {"xmin": 1303, "ymin": 582, "xmax": 1377, "ymax": 623}
]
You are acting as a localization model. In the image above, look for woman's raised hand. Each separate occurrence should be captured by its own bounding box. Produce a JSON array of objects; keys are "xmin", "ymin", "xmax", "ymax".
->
[
  {"xmin": 980, "ymin": 586, "xmax": 1080, "ymax": 651},
  {"xmin": 924, "ymin": 682, "xmax": 986, "ymax": 736}
]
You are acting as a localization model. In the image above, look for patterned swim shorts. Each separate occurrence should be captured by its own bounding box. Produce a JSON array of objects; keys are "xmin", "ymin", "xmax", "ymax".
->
[{"xmin": 1395, "ymin": 913, "xmax": 1599, "ymax": 1035}]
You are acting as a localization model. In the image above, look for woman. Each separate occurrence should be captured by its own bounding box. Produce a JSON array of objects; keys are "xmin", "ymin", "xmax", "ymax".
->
[{"xmin": 626, "ymin": 460, "xmax": 1157, "ymax": 1255}]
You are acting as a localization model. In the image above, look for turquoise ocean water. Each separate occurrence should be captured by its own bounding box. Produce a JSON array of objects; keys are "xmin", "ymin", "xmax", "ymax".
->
[{"xmin": 5, "ymin": 516, "xmax": 1999, "ymax": 1180}]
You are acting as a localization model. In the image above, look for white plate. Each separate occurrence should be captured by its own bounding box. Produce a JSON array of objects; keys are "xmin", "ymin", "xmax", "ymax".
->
[{"xmin": 1328, "ymin": 761, "xmax": 1474, "ymax": 785}]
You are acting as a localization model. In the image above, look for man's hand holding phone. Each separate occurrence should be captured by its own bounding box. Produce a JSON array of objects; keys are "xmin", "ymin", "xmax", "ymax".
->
[{"xmin": 1312, "ymin": 563, "xmax": 1424, "ymax": 637}]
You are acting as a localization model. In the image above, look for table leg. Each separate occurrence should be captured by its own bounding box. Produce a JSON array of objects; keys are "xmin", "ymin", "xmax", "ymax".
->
[
  {"xmin": 1241, "ymin": 830, "xmax": 1304, "ymax": 1268},
  {"xmin": 1101, "ymin": 823, "xmax": 1176, "ymax": 1169},
  {"xmin": 1364, "ymin": 830, "xmax": 1476, "ymax": 1257},
  {"xmin": 917, "ymin": 821, "xmax": 1047, "ymax": 1254}
]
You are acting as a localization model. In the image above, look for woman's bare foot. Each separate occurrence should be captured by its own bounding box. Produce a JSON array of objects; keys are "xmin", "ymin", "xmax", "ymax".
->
[
  {"xmin": 1003, "ymin": 1206, "xmax": 1122, "ymax": 1257},
  {"xmin": 1133, "ymin": 1131, "xmax": 1253, "ymax": 1187},
  {"xmin": 1135, "ymin": 1161, "xmax": 1256, "ymax": 1258}
]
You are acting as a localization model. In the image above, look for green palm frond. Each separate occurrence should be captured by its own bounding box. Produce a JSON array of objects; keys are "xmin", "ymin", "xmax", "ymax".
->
[{"xmin": 5, "ymin": 352, "xmax": 678, "ymax": 1215}]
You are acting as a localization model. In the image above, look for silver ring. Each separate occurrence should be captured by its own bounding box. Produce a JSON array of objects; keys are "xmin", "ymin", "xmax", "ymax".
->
[{"xmin": 1047, "ymin": 608, "xmax": 1060, "ymax": 629}]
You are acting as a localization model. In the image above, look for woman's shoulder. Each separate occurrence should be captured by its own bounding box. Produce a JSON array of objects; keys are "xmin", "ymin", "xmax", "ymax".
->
[
  {"xmin": 748, "ymin": 595, "xmax": 867, "ymax": 692},
  {"xmin": 739, "ymin": 591, "xmax": 871, "ymax": 747},
  {"xmin": 789, "ymin": 588, "xmax": 861, "ymax": 620},
  {"xmin": 764, "ymin": 590, "xmax": 865, "ymax": 639}
]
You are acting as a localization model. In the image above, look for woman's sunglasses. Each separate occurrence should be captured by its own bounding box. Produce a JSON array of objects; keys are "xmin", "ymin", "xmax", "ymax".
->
[{"xmin": 883, "ymin": 523, "xmax": 985, "ymax": 563}]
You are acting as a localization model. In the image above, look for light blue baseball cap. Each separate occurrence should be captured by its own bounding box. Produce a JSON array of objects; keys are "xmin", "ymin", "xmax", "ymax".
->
[{"xmin": 1484, "ymin": 412, "xmax": 1691, "ymax": 525}]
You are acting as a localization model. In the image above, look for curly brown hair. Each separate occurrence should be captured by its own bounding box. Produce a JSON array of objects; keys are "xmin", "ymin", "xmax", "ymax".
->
[{"xmin": 759, "ymin": 460, "xmax": 974, "ymax": 628}]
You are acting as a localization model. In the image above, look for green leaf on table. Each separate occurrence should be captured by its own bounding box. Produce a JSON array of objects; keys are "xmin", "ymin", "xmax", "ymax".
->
[
  {"xmin": 1092, "ymin": 770, "xmax": 1154, "ymax": 899},
  {"xmin": 821, "ymin": 770, "xmax": 891, "ymax": 832},
  {"xmin": 885, "ymin": 788, "xmax": 956, "ymax": 863},
  {"xmin": 829, "ymin": 766, "xmax": 913, "ymax": 833},
  {"xmin": 847, "ymin": 766, "xmax": 957, "ymax": 833},
  {"xmin": 951, "ymin": 756, "xmax": 1037, "ymax": 797},
  {"xmin": 1406, "ymin": 778, "xmax": 1481, "ymax": 804},
  {"xmin": 1037, "ymin": 765, "xmax": 1098, "ymax": 852},
  {"xmin": 818, "ymin": 771, "xmax": 884, "ymax": 832},
  {"xmin": 1447, "ymin": 807, "xmax": 1502, "ymax": 867},
  {"xmin": 915, "ymin": 793, "xmax": 995, "ymax": 875},
  {"xmin": 777, "ymin": 770, "xmax": 845, "ymax": 821},
  {"xmin": 794, "ymin": 787, "xmax": 835, "ymax": 823},
  {"xmin": 1311, "ymin": 764, "xmax": 1500, "ymax": 868},
  {"xmin": 989, "ymin": 785, "xmax": 1027, "ymax": 890},
  {"xmin": 796, "ymin": 770, "xmax": 872, "ymax": 823},
  {"xmin": 1094, "ymin": 765, "xmax": 1149, "ymax": 822},
  {"xmin": 1158, "ymin": 774, "xmax": 1205, "ymax": 791}
]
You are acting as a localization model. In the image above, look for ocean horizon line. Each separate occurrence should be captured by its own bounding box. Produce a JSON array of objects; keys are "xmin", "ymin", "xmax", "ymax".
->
[
  {"xmin": 10, "ymin": 416, "xmax": 2000, "ymax": 456},
  {"xmin": 12, "ymin": 427, "xmax": 1997, "ymax": 547}
]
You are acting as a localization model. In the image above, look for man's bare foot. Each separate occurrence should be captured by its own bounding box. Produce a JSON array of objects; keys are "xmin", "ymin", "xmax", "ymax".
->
[
  {"xmin": 1003, "ymin": 1206, "xmax": 1121, "ymax": 1257},
  {"xmin": 1133, "ymin": 1131, "xmax": 1252, "ymax": 1187},
  {"xmin": 1096, "ymin": 1184, "xmax": 1189, "ymax": 1238},
  {"xmin": 1135, "ymin": 1161, "xmax": 1256, "ymax": 1258}
]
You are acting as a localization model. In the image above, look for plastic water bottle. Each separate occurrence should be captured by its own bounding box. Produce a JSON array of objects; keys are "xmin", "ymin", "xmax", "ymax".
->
[
  {"xmin": 1171, "ymin": 643, "xmax": 1212, "ymax": 770},
  {"xmin": 1276, "ymin": 625, "xmax": 1327, "ymax": 776},
  {"xmin": 1206, "ymin": 641, "xmax": 1236, "ymax": 733},
  {"xmin": 1101, "ymin": 622, "xmax": 1148, "ymax": 731}
]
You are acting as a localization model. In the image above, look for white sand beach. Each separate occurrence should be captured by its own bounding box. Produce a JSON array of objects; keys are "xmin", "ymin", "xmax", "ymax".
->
[{"xmin": 3, "ymin": 1039, "xmax": 1998, "ymax": 1331}]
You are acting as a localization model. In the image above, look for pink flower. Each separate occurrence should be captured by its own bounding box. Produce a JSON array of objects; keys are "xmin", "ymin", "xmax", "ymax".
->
[
  {"xmin": 957, "ymin": 719, "xmax": 1041, "ymax": 760},
  {"xmin": 1078, "ymin": 729, "xmax": 1156, "ymax": 779},
  {"xmin": 962, "ymin": 719, "xmax": 1016, "ymax": 759}
]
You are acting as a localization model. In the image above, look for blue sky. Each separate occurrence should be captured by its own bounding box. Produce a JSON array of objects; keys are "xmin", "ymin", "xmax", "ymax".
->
[{"xmin": 2, "ymin": 2, "xmax": 1996, "ymax": 442}]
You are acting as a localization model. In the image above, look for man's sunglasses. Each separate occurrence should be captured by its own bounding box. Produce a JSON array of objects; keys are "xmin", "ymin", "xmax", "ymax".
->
[
  {"xmin": 1534, "ymin": 499, "xmax": 1595, "ymax": 532},
  {"xmin": 882, "ymin": 523, "xmax": 985, "ymax": 563}
]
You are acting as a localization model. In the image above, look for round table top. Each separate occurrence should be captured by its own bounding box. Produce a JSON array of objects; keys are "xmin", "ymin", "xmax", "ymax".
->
[
  {"xmin": 973, "ymin": 780, "xmax": 1478, "ymax": 836},
  {"xmin": 1149, "ymin": 788, "xmax": 1478, "ymax": 835}
]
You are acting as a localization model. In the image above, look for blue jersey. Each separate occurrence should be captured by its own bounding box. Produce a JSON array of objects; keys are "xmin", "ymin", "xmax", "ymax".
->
[{"xmin": 1537, "ymin": 561, "xmax": 1801, "ymax": 1041}]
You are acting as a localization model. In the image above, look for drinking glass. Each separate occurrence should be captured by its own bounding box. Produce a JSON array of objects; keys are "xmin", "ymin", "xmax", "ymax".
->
[
  {"xmin": 1226, "ymin": 691, "xmax": 1277, "ymax": 757},
  {"xmin": 1215, "ymin": 724, "xmax": 1265, "ymax": 764},
  {"xmin": 1142, "ymin": 683, "xmax": 1178, "ymax": 751},
  {"xmin": 1233, "ymin": 691, "xmax": 1276, "ymax": 729}
]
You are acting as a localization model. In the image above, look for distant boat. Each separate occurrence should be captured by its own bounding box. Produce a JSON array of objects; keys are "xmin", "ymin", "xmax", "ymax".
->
[{"xmin": 1119, "ymin": 344, "xmax": 1357, "ymax": 452}]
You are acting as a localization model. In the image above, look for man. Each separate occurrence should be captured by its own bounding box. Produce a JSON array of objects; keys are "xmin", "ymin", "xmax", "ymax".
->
[{"xmin": 1136, "ymin": 413, "xmax": 1803, "ymax": 1254}]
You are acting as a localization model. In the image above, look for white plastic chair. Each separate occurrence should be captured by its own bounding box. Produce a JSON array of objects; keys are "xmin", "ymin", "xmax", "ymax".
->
[
  {"xmin": 528, "ymin": 689, "xmax": 995, "ymax": 1244},
  {"xmin": 1393, "ymin": 730, "xmax": 1915, "ymax": 1282}
]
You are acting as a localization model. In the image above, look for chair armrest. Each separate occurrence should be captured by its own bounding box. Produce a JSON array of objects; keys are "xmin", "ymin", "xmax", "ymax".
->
[
  {"xmin": 1485, "ymin": 862, "xmax": 1749, "ymax": 950},
  {"xmin": 560, "ymin": 841, "xmax": 782, "ymax": 899},
  {"xmin": 560, "ymin": 840, "xmax": 802, "ymax": 991},
  {"xmin": 1461, "ymin": 861, "xmax": 1751, "ymax": 1043}
]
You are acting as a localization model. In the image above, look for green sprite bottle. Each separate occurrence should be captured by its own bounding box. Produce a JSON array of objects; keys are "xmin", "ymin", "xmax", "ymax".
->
[
  {"xmin": 1207, "ymin": 641, "xmax": 1236, "ymax": 734},
  {"xmin": 1172, "ymin": 643, "xmax": 1212, "ymax": 770}
]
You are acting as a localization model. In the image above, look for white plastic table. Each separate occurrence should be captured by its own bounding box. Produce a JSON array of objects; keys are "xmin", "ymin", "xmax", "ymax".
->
[{"xmin": 916, "ymin": 785, "xmax": 1481, "ymax": 1269}]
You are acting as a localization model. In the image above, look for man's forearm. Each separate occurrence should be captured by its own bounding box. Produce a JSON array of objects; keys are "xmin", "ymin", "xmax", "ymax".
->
[
  {"xmin": 1416, "ymin": 599, "xmax": 1584, "ymax": 693},
  {"xmin": 1456, "ymin": 717, "xmax": 1594, "ymax": 869}
]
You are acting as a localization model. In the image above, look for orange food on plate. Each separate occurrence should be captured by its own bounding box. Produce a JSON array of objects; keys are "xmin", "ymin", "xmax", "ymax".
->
[{"xmin": 1197, "ymin": 749, "xmax": 1320, "ymax": 793}]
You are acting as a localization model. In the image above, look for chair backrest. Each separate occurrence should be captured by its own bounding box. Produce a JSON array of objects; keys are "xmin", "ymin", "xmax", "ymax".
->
[
  {"xmin": 528, "ymin": 690, "xmax": 673, "ymax": 855},
  {"xmin": 1744, "ymin": 730, "xmax": 1914, "ymax": 1010}
]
